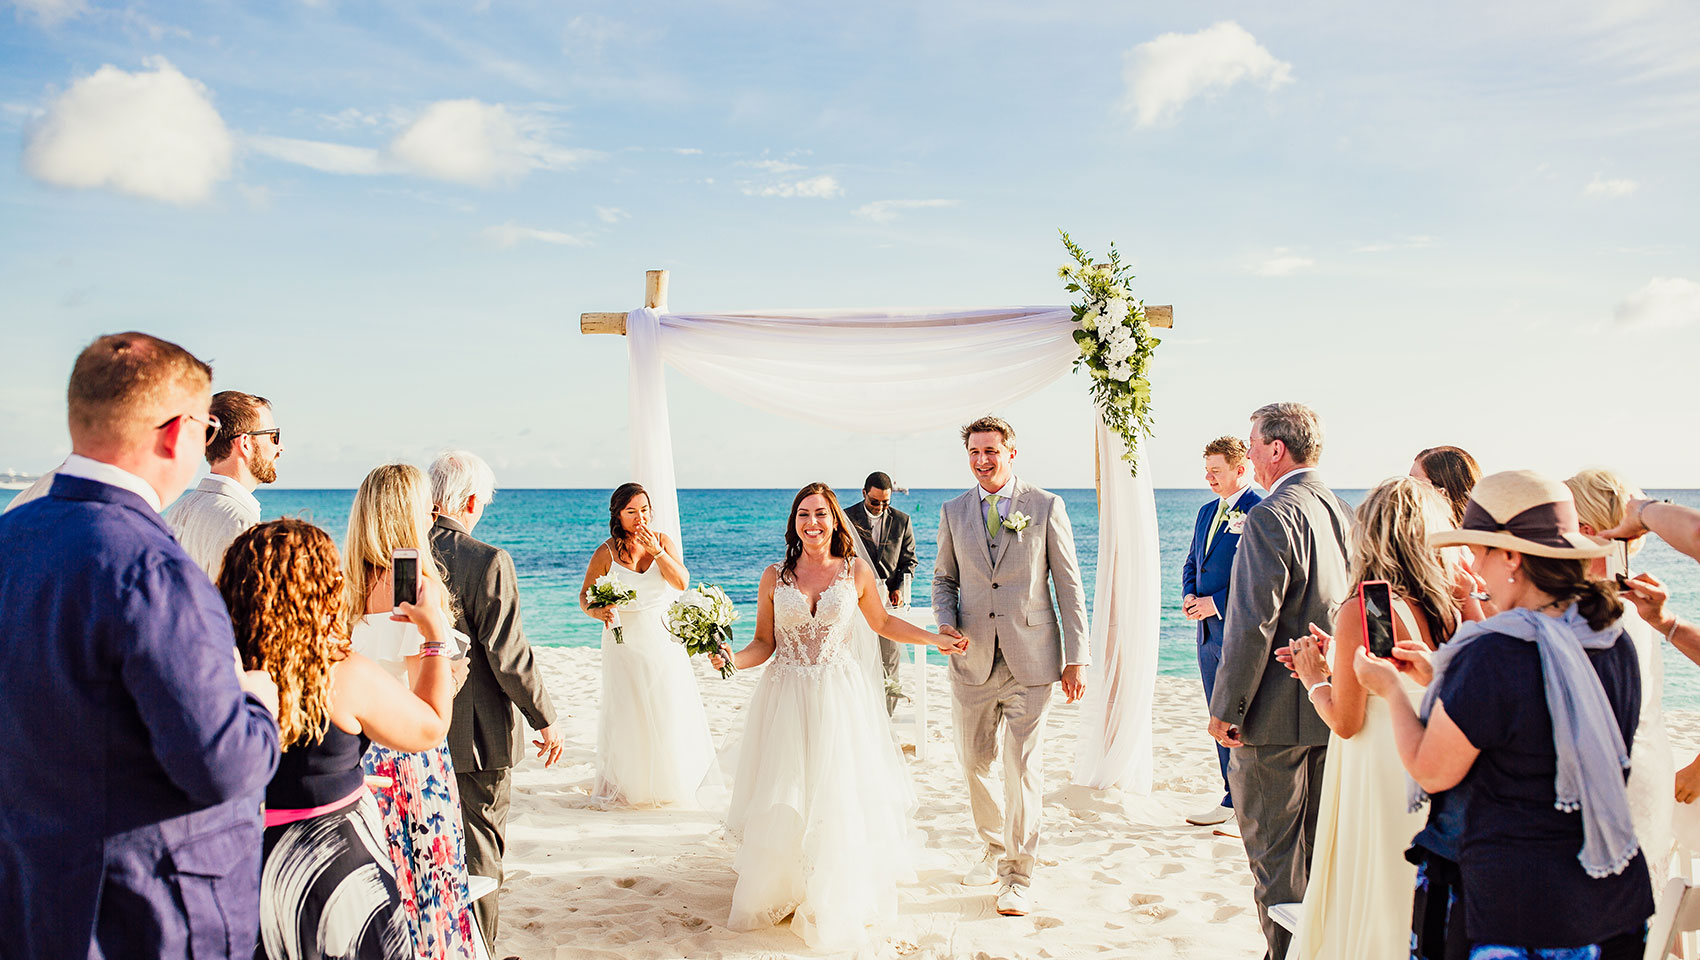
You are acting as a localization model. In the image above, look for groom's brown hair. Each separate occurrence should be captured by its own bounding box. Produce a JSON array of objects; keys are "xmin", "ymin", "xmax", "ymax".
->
[{"xmin": 960, "ymin": 415, "xmax": 1015, "ymax": 448}]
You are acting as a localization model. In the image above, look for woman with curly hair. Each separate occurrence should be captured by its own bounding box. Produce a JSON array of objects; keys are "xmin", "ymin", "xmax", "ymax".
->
[{"xmin": 220, "ymin": 519, "xmax": 457, "ymax": 960}]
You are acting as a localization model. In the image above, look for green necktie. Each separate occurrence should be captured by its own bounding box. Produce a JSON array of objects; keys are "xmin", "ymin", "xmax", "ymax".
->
[
  {"xmin": 1204, "ymin": 498, "xmax": 1230, "ymax": 553},
  {"xmin": 985, "ymin": 494, "xmax": 1003, "ymax": 540}
]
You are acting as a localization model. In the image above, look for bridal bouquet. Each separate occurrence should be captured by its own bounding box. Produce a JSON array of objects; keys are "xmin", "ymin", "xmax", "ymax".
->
[
  {"xmin": 665, "ymin": 584, "xmax": 739, "ymax": 678},
  {"xmin": 584, "ymin": 573, "xmax": 638, "ymax": 643},
  {"xmin": 1059, "ymin": 230, "xmax": 1159, "ymax": 476}
]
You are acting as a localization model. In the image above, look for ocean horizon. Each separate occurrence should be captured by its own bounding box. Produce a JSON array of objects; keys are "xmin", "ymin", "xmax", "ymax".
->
[{"xmin": 11, "ymin": 484, "xmax": 1700, "ymax": 708}]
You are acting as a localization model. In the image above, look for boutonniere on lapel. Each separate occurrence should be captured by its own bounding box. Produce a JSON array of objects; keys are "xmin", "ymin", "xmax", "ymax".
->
[
  {"xmin": 1003, "ymin": 511, "xmax": 1033, "ymax": 542},
  {"xmin": 1223, "ymin": 508, "xmax": 1248, "ymax": 536}
]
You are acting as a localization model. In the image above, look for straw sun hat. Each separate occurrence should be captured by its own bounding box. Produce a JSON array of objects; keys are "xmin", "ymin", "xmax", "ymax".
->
[{"xmin": 1428, "ymin": 469, "xmax": 1612, "ymax": 559}]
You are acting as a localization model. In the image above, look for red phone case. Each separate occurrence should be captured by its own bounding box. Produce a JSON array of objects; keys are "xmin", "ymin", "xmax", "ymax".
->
[{"xmin": 1359, "ymin": 580, "xmax": 1393, "ymax": 657}]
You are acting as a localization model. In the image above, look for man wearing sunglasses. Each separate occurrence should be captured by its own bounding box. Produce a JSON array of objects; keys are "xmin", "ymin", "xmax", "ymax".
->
[{"xmin": 165, "ymin": 390, "xmax": 285, "ymax": 579}]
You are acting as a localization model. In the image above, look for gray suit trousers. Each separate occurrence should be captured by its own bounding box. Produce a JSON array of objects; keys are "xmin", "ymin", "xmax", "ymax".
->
[
  {"xmin": 952, "ymin": 654, "xmax": 1054, "ymax": 889},
  {"xmin": 880, "ymin": 635, "xmax": 901, "ymax": 715},
  {"xmin": 1227, "ymin": 744, "xmax": 1326, "ymax": 960},
  {"xmin": 457, "ymin": 767, "xmax": 512, "ymax": 953}
]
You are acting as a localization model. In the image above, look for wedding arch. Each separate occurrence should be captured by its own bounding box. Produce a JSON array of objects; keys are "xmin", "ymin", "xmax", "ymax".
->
[{"xmin": 582, "ymin": 270, "xmax": 1172, "ymax": 793}]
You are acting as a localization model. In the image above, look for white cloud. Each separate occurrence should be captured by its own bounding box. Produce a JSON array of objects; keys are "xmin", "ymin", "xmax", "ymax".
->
[
  {"xmin": 481, "ymin": 221, "xmax": 593, "ymax": 250},
  {"xmin": 854, "ymin": 198, "xmax": 957, "ymax": 223},
  {"xmin": 741, "ymin": 158, "xmax": 804, "ymax": 174},
  {"xmin": 1614, "ymin": 277, "xmax": 1700, "ymax": 328},
  {"xmin": 23, "ymin": 58, "xmax": 233, "ymax": 205},
  {"xmin": 1354, "ymin": 235, "xmax": 1439, "ymax": 253},
  {"xmin": 246, "ymin": 134, "xmax": 387, "ymax": 175},
  {"xmin": 11, "ymin": 0, "xmax": 86, "ymax": 26},
  {"xmin": 743, "ymin": 175, "xmax": 842, "ymax": 199},
  {"xmin": 1252, "ymin": 249, "xmax": 1315, "ymax": 277},
  {"xmin": 1121, "ymin": 21, "xmax": 1293, "ymax": 127},
  {"xmin": 594, "ymin": 205, "xmax": 629, "ymax": 223},
  {"xmin": 1585, "ymin": 174, "xmax": 1640, "ymax": 197},
  {"xmin": 390, "ymin": 99, "xmax": 591, "ymax": 185},
  {"xmin": 668, "ymin": 147, "xmax": 702, "ymax": 155}
]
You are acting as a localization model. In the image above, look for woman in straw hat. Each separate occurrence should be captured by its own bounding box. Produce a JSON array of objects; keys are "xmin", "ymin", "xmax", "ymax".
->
[{"xmin": 1355, "ymin": 470, "xmax": 1653, "ymax": 959}]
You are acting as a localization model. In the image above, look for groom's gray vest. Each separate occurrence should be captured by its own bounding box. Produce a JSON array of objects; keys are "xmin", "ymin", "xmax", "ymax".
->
[{"xmin": 932, "ymin": 478, "xmax": 1090, "ymax": 686}]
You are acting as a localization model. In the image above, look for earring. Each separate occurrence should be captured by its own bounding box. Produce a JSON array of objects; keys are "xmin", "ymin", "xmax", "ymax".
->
[{"xmin": 1507, "ymin": 576, "xmax": 1516, "ymax": 584}]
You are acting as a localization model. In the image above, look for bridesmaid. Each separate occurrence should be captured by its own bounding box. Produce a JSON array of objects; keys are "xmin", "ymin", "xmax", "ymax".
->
[{"xmin": 579, "ymin": 483, "xmax": 715, "ymax": 806}]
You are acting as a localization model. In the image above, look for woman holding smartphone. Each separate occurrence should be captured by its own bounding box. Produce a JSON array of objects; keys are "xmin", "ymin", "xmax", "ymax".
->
[
  {"xmin": 578, "ymin": 482, "xmax": 715, "ymax": 806},
  {"xmin": 1357, "ymin": 471, "xmax": 1651, "ymax": 960},
  {"xmin": 346, "ymin": 464, "xmax": 476, "ymax": 960},
  {"xmin": 1282, "ymin": 477, "xmax": 1460, "ymax": 960},
  {"xmin": 222, "ymin": 519, "xmax": 455, "ymax": 960}
]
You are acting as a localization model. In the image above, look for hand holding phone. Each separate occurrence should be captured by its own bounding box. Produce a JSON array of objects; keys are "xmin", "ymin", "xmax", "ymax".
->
[
  {"xmin": 1360, "ymin": 580, "xmax": 1396, "ymax": 661},
  {"xmin": 391, "ymin": 548, "xmax": 420, "ymax": 615}
]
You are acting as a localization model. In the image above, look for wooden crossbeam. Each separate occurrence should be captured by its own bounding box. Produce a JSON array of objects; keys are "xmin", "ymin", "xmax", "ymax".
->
[{"xmin": 579, "ymin": 269, "xmax": 1173, "ymax": 334}]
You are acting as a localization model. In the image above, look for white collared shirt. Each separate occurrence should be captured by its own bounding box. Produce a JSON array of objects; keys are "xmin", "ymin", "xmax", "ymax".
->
[
  {"xmin": 1220, "ymin": 484, "xmax": 1254, "ymax": 510},
  {"xmin": 867, "ymin": 508, "xmax": 885, "ymax": 545},
  {"xmin": 978, "ymin": 476, "xmax": 1015, "ymax": 517},
  {"xmin": 1267, "ymin": 466, "xmax": 1318, "ymax": 495},
  {"xmin": 203, "ymin": 471, "xmax": 262, "ymax": 517},
  {"xmin": 58, "ymin": 454, "xmax": 163, "ymax": 513}
]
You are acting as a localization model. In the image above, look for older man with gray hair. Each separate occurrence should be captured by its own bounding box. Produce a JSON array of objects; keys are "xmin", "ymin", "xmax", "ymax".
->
[
  {"xmin": 427, "ymin": 450, "xmax": 560, "ymax": 953},
  {"xmin": 1207, "ymin": 402, "xmax": 1353, "ymax": 960}
]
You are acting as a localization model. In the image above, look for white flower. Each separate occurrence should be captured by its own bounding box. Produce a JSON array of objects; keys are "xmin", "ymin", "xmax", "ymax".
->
[
  {"xmin": 1109, "ymin": 285, "xmax": 1128, "ymax": 299},
  {"xmin": 594, "ymin": 573, "xmax": 620, "ymax": 589},
  {"xmin": 1110, "ymin": 362, "xmax": 1134, "ymax": 381},
  {"xmin": 1107, "ymin": 322, "xmax": 1132, "ymax": 344},
  {"xmin": 1225, "ymin": 508, "xmax": 1249, "ymax": 535},
  {"xmin": 1057, "ymin": 264, "xmax": 1073, "ymax": 279},
  {"xmin": 1105, "ymin": 298, "xmax": 1129, "ymax": 323}
]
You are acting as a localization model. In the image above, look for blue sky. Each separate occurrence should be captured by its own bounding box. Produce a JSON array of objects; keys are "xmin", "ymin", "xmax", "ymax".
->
[{"xmin": 2, "ymin": 0, "xmax": 1697, "ymax": 490}]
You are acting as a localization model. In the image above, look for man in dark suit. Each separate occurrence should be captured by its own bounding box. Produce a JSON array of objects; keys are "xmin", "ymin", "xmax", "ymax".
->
[
  {"xmin": 1208, "ymin": 403, "xmax": 1352, "ymax": 960},
  {"xmin": 1179, "ymin": 436, "xmax": 1262, "ymax": 831},
  {"xmin": 843, "ymin": 471, "xmax": 918, "ymax": 714},
  {"xmin": 428, "ymin": 450, "xmax": 560, "ymax": 953},
  {"xmin": 0, "ymin": 332, "xmax": 281, "ymax": 959}
]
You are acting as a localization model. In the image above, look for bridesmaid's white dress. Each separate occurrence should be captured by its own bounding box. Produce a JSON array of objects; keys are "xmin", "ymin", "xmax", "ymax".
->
[
  {"xmin": 593, "ymin": 555, "xmax": 716, "ymax": 807},
  {"xmin": 723, "ymin": 560, "xmax": 917, "ymax": 949}
]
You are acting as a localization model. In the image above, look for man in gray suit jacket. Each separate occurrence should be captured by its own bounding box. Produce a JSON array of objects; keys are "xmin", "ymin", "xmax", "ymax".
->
[
  {"xmin": 164, "ymin": 390, "xmax": 282, "ymax": 578},
  {"xmin": 1207, "ymin": 403, "xmax": 1352, "ymax": 960},
  {"xmin": 428, "ymin": 451, "xmax": 561, "ymax": 953},
  {"xmin": 843, "ymin": 471, "xmax": 918, "ymax": 714},
  {"xmin": 934, "ymin": 416, "xmax": 1089, "ymax": 918}
]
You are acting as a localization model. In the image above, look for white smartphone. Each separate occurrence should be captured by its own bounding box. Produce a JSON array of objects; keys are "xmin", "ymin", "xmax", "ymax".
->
[{"xmin": 391, "ymin": 548, "xmax": 420, "ymax": 612}]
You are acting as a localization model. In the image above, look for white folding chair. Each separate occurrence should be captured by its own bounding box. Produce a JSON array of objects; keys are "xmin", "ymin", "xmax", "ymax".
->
[
  {"xmin": 1646, "ymin": 876, "xmax": 1700, "ymax": 960},
  {"xmin": 466, "ymin": 875, "xmax": 500, "ymax": 960},
  {"xmin": 1268, "ymin": 902, "xmax": 1303, "ymax": 960}
]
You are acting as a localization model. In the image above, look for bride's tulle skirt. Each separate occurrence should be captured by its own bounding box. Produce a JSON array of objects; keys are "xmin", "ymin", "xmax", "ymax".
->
[
  {"xmin": 594, "ymin": 605, "xmax": 716, "ymax": 807},
  {"xmin": 724, "ymin": 658, "xmax": 917, "ymax": 949}
]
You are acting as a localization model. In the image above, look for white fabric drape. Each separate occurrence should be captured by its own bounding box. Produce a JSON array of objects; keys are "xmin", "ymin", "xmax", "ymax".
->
[{"xmin": 624, "ymin": 304, "xmax": 1160, "ymax": 793}]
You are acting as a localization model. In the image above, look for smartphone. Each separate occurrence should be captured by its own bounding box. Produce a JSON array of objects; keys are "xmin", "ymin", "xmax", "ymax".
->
[
  {"xmin": 392, "ymin": 548, "xmax": 420, "ymax": 611},
  {"xmin": 1360, "ymin": 580, "xmax": 1395, "ymax": 659},
  {"xmin": 1614, "ymin": 540, "xmax": 1634, "ymax": 592}
]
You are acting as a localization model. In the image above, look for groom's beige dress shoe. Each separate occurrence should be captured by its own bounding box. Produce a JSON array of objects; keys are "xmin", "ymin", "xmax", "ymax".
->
[
  {"xmin": 963, "ymin": 854, "xmax": 1000, "ymax": 886},
  {"xmin": 995, "ymin": 883, "xmax": 1032, "ymax": 917},
  {"xmin": 1186, "ymin": 804, "xmax": 1234, "ymax": 827}
]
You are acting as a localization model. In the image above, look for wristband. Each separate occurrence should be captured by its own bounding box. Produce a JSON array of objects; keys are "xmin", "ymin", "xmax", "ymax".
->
[
  {"xmin": 1307, "ymin": 680, "xmax": 1332, "ymax": 702},
  {"xmin": 418, "ymin": 644, "xmax": 447, "ymax": 658}
]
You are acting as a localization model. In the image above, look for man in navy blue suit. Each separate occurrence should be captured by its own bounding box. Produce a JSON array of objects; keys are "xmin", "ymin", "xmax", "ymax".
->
[
  {"xmin": 0, "ymin": 333, "xmax": 281, "ymax": 959},
  {"xmin": 1180, "ymin": 436, "xmax": 1261, "ymax": 831}
]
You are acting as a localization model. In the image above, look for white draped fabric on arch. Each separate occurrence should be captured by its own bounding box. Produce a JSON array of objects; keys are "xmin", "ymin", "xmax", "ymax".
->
[{"xmin": 622, "ymin": 305, "xmax": 1162, "ymax": 793}]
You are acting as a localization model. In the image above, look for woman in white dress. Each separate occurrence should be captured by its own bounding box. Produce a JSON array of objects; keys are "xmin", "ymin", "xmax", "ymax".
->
[
  {"xmin": 1283, "ymin": 477, "xmax": 1465, "ymax": 960},
  {"xmin": 1567, "ymin": 468, "xmax": 1675, "ymax": 892},
  {"xmin": 578, "ymin": 482, "xmax": 714, "ymax": 807},
  {"xmin": 711, "ymin": 482, "xmax": 966, "ymax": 950}
]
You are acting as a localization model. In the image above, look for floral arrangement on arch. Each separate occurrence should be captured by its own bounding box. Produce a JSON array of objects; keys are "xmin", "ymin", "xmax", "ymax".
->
[{"xmin": 1059, "ymin": 230, "xmax": 1159, "ymax": 476}]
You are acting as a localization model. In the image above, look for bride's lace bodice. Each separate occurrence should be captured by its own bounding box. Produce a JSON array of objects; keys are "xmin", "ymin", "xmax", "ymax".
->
[{"xmin": 772, "ymin": 561, "xmax": 859, "ymax": 667}]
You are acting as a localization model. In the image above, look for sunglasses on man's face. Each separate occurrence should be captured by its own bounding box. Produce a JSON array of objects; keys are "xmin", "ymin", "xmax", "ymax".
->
[{"xmin": 242, "ymin": 428, "xmax": 282, "ymax": 445}]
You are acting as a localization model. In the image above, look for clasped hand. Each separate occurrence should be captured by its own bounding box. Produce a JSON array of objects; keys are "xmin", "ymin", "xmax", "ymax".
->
[{"xmin": 935, "ymin": 625, "xmax": 971, "ymax": 657}]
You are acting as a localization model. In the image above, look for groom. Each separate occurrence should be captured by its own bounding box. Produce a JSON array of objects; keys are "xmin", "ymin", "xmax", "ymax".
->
[{"xmin": 934, "ymin": 415, "xmax": 1089, "ymax": 918}]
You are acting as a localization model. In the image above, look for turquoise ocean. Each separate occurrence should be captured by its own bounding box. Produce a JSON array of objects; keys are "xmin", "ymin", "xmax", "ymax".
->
[{"xmin": 13, "ymin": 485, "xmax": 1700, "ymax": 707}]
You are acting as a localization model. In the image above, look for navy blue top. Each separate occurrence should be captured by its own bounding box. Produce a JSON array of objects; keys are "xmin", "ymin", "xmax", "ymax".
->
[
  {"xmin": 267, "ymin": 722, "xmax": 370, "ymax": 811},
  {"xmin": 1437, "ymin": 628, "xmax": 1653, "ymax": 948}
]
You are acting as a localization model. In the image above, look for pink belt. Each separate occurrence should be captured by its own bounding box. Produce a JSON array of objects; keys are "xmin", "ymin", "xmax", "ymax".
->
[{"xmin": 264, "ymin": 784, "xmax": 367, "ymax": 828}]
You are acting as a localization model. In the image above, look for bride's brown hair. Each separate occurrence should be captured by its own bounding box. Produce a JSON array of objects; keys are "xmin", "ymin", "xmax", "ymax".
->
[{"xmin": 779, "ymin": 482, "xmax": 858, "ymax": 584}]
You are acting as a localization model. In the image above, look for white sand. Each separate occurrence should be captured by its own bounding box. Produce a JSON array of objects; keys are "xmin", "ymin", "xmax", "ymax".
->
[
  {"xmin": 493, "ymin": 647, "xmax": 1266, "ymax": 959},
  {"xmin": 493, "ymin": 648, "xmax": 1700, "ymax": 959}
]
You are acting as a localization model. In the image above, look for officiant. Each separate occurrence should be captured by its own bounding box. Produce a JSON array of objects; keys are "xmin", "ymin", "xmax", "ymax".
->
[{"xmin": 844, "ymin": 471, "xmax": 917, "ymax": 714}]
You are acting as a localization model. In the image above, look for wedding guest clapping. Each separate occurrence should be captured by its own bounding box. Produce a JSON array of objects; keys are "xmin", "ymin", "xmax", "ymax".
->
[
  {"xmin": 1357, "ymin": 471, "xmax": 1652, "ymax": 958},
  {"xmin": 222, "ymin": 519, "xmax": 457, "ymax": 960},
  {"xmin": 1410, "ymin": 446, "xmax": 1480, "ymax": 526},
  {"xmin": 1568, "ymin": 468, "xmax": 1676, "ymax": 891},
  {"xmin": 345, "ymin": 464, "xmax": 477, "ymax": 960},
  {"xmin": 1284, "ymin": 477, "xmax": 1456, "ymax": 960},
  {"xmin": 579, "ymin": 482, "xmax": 715, "ymax": 807},
  {"xmin": 0, "ymin": 333, "xmax": 280, "ymax": 959}
]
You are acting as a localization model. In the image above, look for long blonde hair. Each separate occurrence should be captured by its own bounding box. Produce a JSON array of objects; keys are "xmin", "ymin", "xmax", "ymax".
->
[
  {"xmin": 1348, "ymin": 476, "xmax": 1459, "ymax": 640},
  {"xmin": 343, "ymin": 463, "xmax": 455, "ymax": 634},
  {"xmin": 1566, "ymin": 467, "xmax": 1645, "ymax": 560}
]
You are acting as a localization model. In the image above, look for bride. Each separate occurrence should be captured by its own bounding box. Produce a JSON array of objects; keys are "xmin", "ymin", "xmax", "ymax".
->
[{"xmin": 711, "ymin": 482, "xmax": 967, "ymax": 949}]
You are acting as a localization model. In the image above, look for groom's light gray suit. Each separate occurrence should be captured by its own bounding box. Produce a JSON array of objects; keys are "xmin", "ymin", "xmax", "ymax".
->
[
  {"xmin": 933, "ymin": 477, "xmax": 1089, "ymax": 890},
  {"xmin": 1208, "ymin": 469, "xmax": 1352, "ymax": 960}
]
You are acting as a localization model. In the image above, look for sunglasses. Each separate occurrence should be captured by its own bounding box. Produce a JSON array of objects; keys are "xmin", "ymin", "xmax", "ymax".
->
[
  {"xmin": 241, "ymin": 428, "xmax": 282, "ymax": 445},
  {"xmin": 156, "ymin": 411, "xmax": 222, "ymax": 444}
]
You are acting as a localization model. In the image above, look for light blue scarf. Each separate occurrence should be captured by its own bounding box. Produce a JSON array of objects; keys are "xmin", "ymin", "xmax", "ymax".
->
[{"xmin": 1413, "ymin": 605, "xmax": 1639, "ymax": 879}]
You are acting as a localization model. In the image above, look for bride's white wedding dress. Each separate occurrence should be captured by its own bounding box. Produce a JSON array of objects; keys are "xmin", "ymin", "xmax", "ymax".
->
[{"xmin": 724, "ymin": 559, "xmax": 917, "ymax": 949}]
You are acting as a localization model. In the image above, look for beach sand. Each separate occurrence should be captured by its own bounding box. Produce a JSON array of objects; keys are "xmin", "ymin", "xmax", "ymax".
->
[{"xmin": 493, "ymin": 647, "xmax": 1700, "ymax": 960}]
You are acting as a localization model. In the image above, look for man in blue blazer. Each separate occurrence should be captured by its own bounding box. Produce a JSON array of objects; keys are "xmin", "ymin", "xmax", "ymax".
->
[
  {"xmin": 0, "ymin": 333, "xmax": 280, "ymax": 959},
  {"xmin": 1180, "ymin": 436, "xmax": 1261, "ymax": 830}
]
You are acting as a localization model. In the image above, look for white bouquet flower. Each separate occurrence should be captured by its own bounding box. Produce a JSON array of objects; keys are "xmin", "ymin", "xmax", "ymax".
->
[
  {"xmin": 665, "ymin": 584, "xmax": 740, "ymax": 678},
  {"xmin": 1105, "ymin": 297, "xmax": 1129, "ymax": 323},
  {"xmin": 1003, "ymin": 510, "xmax": 1033, "ymax": 542},
  {"xmin": 585, "ymin": 572, "xmax": 638, "ymax": 643}
]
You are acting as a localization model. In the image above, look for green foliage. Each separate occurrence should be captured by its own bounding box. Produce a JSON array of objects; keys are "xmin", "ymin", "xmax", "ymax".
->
[{"xmin": 1058, "ymin": 229, "xmax": 1160, "ymax": 477}]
